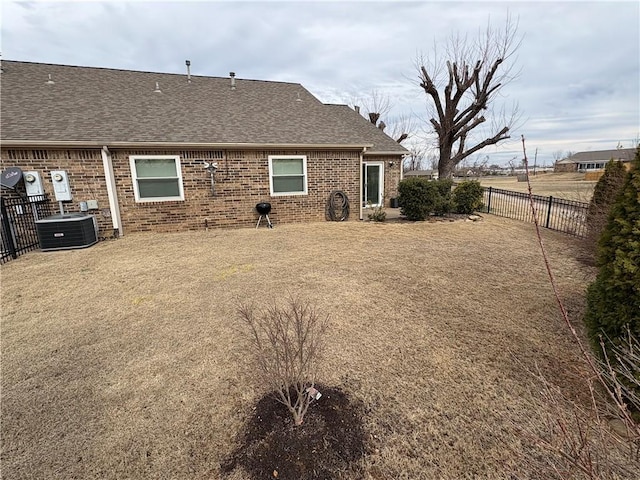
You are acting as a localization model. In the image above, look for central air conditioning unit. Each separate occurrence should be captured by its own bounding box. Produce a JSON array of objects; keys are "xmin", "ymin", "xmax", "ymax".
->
[{"xmin": 35, "ymin": 213, "xmax": 98, "ymax": 251}]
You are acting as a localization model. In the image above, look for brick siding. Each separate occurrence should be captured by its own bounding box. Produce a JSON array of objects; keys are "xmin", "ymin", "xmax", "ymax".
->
[
  {"xmin": 1, "ymin": 149, "xmax": 114, "ymax": 236},
  {"xmin": 554, "ymin": 162, "xmax": 578, "ymax": 173},
  {"xmin": 2, "ymin": 148, "xmax": 401, "ymax": 235}
]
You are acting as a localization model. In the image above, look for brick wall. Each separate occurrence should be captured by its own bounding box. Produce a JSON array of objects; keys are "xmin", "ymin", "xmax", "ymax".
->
[
  {"xmin": 554, "ymin": 162, "xmax": 578, "ymax": 173},
  {"xmin": 1, "ymin": 147, "xmax": 399, "ymax": 234},
  {"xmin": 0, "ymin": 149, "xmax": 115, "ymax": 236}
]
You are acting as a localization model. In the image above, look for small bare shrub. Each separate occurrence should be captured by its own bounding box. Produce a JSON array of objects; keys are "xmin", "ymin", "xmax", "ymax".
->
[
  {"xmin": 367, "ymin": 201, "xmax": 387, "ymax": 222},
  {"xmin": 237, "ymin": 297, "xmax": 329, "ymax": 426},
  {"xmin": 518, "ymin": 137, "xmax": 640, "ymax": 479},
  {"xmin": 522, "ymin": 353, "xmax": 640, "ymax": 479},
  {"xmin": 599, "ymin": 329, "xmax": 640, "ymax": 422}
]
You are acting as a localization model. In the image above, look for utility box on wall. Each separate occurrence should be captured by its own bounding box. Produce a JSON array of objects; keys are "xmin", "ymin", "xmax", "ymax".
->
[
  {"xmin": 23, "ymin": 171, "xmax": 45, "ymax": 196},
  {"xmin": 50, "ymin": 170, "xmax": 72, "ymax": 201}
]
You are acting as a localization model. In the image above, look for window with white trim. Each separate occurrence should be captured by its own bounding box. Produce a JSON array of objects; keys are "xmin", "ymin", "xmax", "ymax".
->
[
  {"xmin": 268, "ymin": 155, "xmax": 308, "ymax": 195},
  {"xmin": 129, "ymin": 155, "xmax": 184, "ymax": 202}
]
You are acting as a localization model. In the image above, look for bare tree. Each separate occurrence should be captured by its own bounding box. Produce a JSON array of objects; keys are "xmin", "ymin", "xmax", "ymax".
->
[
  {"xmin": 386, "ymin": 112, "xmax": 416, "ymax": 144},
  {"xmin": 403, "ymin": 144, "xmax": 427, "ymax": 171},
  {"xmin": 349, "ymin": 91, "xmax": 413, "ymax": 144},
  {"xmin": 237, "ymin": 297, "xmax": 329, "ymax": 426},
  {"xmin": 428, "ymin": 153, "xmax": 439, "ymax": 171},
  {"xmin": 471, "ymin": 154, "xmax": 490, "ymax": 177},
  {"xmin": 360, "ymin": 89, "xmax": 391, "ymax": 126},
  {"xmin": 417, "ymin": 15, "xmax": 521, "ymax": 178},
  {"xmin": 552, "ymin": 150, "xmax": 566, "ymax": 162}
]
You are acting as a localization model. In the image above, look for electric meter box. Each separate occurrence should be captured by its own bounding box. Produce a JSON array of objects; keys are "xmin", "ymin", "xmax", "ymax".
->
[
  {"xmin": 23, "ymin": 171, "xmax": 45, "ymax": 196},
  {"xmin": 50, "ymin": 170, "xmax": 72, "ymax": 201}
]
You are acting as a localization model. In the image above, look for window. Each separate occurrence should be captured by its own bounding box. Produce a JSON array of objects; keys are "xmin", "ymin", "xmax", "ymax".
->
[
  {"xmin": 129, "ymin": 155, "xmax": 184, "ymax": 202},
  {"xmin": 268, "ymin": 155, "xmax": 308, "ymax": 195}
]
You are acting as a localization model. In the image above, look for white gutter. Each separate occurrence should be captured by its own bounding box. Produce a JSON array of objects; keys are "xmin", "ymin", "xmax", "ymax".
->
[
  {"xmin": 101, "ymin": 146, "xmax": 123, "ymax": 236},
  {"xmin": 359, "ymin": 147, "xmax": 366, "ymax": 221},
  {"xmin": 400, "ymin": 154, "xmax": 409, "ymax": 181}
]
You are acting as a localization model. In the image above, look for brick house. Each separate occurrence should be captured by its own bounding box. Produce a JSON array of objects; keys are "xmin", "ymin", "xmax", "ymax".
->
[
  {"xmin": 554, "ymin": 148, "xmax": 635, "ymax": 173},
  {"xmin": 0, "ymin": 61, "xmax": 408, "ymax": 236}
]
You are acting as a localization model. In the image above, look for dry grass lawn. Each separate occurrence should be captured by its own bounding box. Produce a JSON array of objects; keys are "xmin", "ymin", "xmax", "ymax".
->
[
  {"xmin": 478, "ymin": 172, "xmax": 597, "ymax": 202},
  {"xmin": 1, "ymin": 216, "xmax": 602, "ymax": 478}
]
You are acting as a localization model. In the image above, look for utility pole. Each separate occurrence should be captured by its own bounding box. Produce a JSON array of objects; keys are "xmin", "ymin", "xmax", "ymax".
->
[{"xmin": 533, "ymin": 148, "xmax": 538, "ymax": 176}]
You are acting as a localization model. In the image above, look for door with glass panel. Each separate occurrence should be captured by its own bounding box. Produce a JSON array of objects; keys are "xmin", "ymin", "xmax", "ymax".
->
[{"xmin": 362, "ymin": 162, "xmax": 384, "ymax": 207}]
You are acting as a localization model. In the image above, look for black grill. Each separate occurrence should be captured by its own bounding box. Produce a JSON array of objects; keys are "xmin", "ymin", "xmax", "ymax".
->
[
  {"xmin": 255, "ymin": 202, "xmax": 273, "ymax": 229},
  {"xmin": 256, "ymin": 202, "xmax": 271, "ymax": 215}
]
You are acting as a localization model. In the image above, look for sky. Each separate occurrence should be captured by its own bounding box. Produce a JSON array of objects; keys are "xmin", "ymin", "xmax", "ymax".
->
[{"xmin": 1, "ymin": 0, "xmax": 639, "ymax": 167}]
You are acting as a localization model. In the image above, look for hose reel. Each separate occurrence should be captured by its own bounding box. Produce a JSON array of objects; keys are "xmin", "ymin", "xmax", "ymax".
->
[{"xmin": 325, "ymin": 190, "xmax": 350, "ymax": 221}]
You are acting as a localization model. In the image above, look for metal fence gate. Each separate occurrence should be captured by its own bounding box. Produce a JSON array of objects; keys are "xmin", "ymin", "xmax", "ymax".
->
[
  {"xmin": 1, "ymin": 194, "xmax": 53, "ymax": 264},
  {"xmin": 483, "ymin": 187, "xmax": 589, "ymax": 237}
]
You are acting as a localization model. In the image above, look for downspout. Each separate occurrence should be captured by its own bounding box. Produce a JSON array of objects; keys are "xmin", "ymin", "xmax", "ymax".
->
[
  {"xmin": 400, "ymin": 155, "xmax": 407, "ymax": 181},
  {"xmin": 101, "ymin": 146, "xmax": 123, "ymax": 236},
  {"xmin": 359, "ymin": 147, "xmax": 366, "ymax": 221}
]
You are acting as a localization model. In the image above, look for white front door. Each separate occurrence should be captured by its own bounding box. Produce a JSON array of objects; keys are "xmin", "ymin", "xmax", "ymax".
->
[{"xmin": 362, "ymin": 162, "xmax": 384, "ymax": 207}]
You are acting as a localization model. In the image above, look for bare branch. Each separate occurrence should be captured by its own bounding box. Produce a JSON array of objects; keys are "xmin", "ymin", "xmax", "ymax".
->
[
  {"xmin": 387, "ymin": 112, "xmax": 416, "ymax": 144},
  {"xmin": 516, "ymin": 138, "xmax": 640, "ymax": 476},
  {"xmin": 345, "ymin": 91, "xmax": 416, "ymax": 143},
  {"xmin": 237, "ymin": 296, "xmax": 329, "ymax": 426},
  {"xmin": 417, "ymin": 13, "xmax": 522, "ymax": 178}
]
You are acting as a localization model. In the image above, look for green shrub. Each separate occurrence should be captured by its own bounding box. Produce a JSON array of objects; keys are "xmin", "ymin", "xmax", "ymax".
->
[
  {"xmin": 398, "ymin": 178, "xmax": 454, "ymax": 220},
  {"xmin": 453, "ymin": 180, "xmax": 484, "ymax": 214},
  {"xmin": 585, "ymin": 159, "xmax": 627, "ymax": 260},
  {"xmin": 433, "ymin": 178, "xmax": 454, "ymax": 216},
  {"xmin": 397, "ymin": 177, "xmax": 432, "ymax": 220},
  {"xmin": 585, "ymin": 148, "xmax": 640, "ymax": 373}
]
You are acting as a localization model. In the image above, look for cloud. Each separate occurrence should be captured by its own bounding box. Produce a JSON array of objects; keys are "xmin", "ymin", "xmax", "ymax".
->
[{"xmin": 1, "ymin": 0, "xmax": 638, "ymax": 165}]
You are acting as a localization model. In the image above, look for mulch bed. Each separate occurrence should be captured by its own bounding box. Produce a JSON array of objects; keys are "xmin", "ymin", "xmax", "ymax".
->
[{"xmin": 221, "ymin": 385, "xmax": 368, "ymax": 480}]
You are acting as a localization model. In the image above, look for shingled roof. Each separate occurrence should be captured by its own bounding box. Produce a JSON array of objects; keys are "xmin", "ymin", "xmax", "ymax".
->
[
  {"xmin": 565, "ymin": 148, "xmax": 635, "ymax": 163},
  {"xmin": 0, "ymin": 61, "xmax": 407, "ymax": 155}
]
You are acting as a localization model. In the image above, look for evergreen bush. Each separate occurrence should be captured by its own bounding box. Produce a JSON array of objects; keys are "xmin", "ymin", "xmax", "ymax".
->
[
  {"xmin": 453, "ymin": 180, "xmax": 484, "ymax": 214},
  {"xmin": 585, "ymin": 159, "xmax": 627, "ymax": 260},
  {"xmin": 398, "ymin": 178, "xmax": 455, "ymax": 220},
  {"xmin": 397, "ymin": 177, "xmax": 432, "ymax": 220},
  {"xmin": 433, "ymin": 178, "xmax": 454, "ymax": 216},
  {"xmin": 585, "ymin": 148, "xmax": 640, "ymax": 369}
]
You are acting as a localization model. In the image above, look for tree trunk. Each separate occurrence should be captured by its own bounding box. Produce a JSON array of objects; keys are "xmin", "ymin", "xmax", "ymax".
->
[{"xmin": 438, "ymin": 143, "xmax": 455, "ymax": 179}]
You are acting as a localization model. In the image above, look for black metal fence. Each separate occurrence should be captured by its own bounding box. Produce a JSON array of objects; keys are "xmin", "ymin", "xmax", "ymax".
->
[
  {"xmin": 483, "ymin": 187, "xmax": 589, "ymax": 237},
  {"xmin": 1, "ymin": 194, "xmax": 53, "ymax": 264}
]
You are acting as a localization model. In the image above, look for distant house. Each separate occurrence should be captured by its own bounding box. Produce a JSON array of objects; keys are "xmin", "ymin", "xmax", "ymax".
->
[
  {"xmin": 0, "ymin": 61, "xmax": 408, "ymax": 236},
  {"xmin": 554, "ymin": 148, "xmax": 635, "ymax": 173},
  {"xmin": 403, "ymin": 169, "xmax": 439, "ymax": 180}
]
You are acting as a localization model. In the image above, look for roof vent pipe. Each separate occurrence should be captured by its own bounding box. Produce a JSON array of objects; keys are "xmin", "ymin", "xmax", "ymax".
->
[
  {"xmin": 154, "ymin": 81, "xmax": 162, "ymax": 93},
  {"xmin": 230, "ymin": 72, "xmax": 236, "ymax": 90},
  {"xmin": 185, "ymin": 60, "xmax": 191, "ymax": 83},
  {"xmin": 354, "ymin": 105, "xmax": 360, "ymax": 114},
  {"xmin": 46, "ymin": 74, "xmax": 55, "ymax": 85}
]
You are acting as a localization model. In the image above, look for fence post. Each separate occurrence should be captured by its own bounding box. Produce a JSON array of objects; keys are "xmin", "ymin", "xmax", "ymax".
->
[
  {"xmin": 0, "ymin": 197, "xmax": 18, "ymax": 259},
  {"xmin": 487, "ymin": 187, "xmax": 492, "ymax": 213},
  {"xmin": 545, "ymin": 196, "xmax": 553, "ymax": 229}
]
